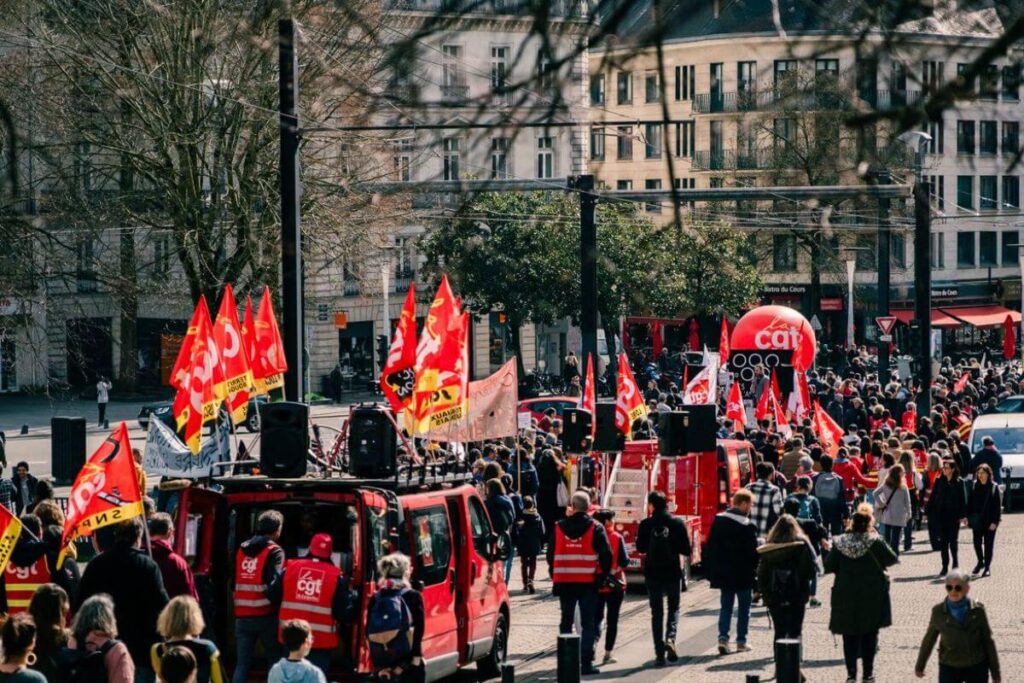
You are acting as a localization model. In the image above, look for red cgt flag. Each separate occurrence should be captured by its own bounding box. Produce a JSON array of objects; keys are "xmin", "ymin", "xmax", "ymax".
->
[
  {"xmin": 719, "ymin": 317, "xmax": 730, "ymax": 364},
  {"xmin": 414, "ymin": 277, "xmax": 469, "ymax": 434},
  {"xmin": 172, "ymin": 306, "xmax": 224, "ymax": 453},
  {"xmin": 382, "ymin": 283, "xmax": 419, "ymax": 414},
  {"xmin": 58, "ymin": 422, "xmax": 144, "ymax": 565},
  {"xmin": 814, "ymin": 401, "xmax": 844, "ymax": 458},
  {"xmin": 254, "ymin": 288, "xmax": 288, "ymax": 393},
  {"xmin": 953, "ymin": 372, "xmax": 970, "ymax": 395},
  {"xmin": 212, "ymin": 284, "xmax": 253, "ymax": 425},
  {"xmin": 725, "ymin": 381, "xmax": 746, "ymax": 430},
  {"xmin": 615, "ymin": 353, "xmax": 647, "ymax": 438},
  {"xmin": 579, "ymin": 353, "xmax": 597, "ymax": 439},
  {"xmin": 169, "ymin": 297, "xmax": 212, "ymax": 389},
  {"xmin": 241, "ymin": 295, "xmax": 268, "ymax": 396}
]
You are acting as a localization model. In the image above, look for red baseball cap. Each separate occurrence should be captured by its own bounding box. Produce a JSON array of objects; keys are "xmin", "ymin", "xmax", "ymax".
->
[{"xmin": 309, "ymin": 533, "xmax": 333, "ymax": 559}]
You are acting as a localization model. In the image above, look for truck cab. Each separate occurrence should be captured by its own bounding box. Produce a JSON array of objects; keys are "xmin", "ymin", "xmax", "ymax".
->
[{"xmin": 174, "ymin": 471, "xmax": 510, "ymax": 682}]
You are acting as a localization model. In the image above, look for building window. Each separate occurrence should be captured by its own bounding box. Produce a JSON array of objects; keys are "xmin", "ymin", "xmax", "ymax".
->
[
  {"xmin": 1003, "ymin": 176, "xmax": 1020, "ymax": 209},
  {"xmin": 1003, "ymin": 231, "xmax": 1020, "ymax": 265},
  {"xmin": 153, "ymin": 235, "xmax": 171, "ymax": 276},
  {"xmin": 674, "ymin": 177, "xmax": 695, "ymax": 190},
  {"xmin": 591, "ymin": 128, "xmax": 605, "ymax": 161},
  {"xmin": 645, "ymin": 71, "xmax": 660, "ymax": 103},
  {"xmin": 980, "ymin": 176, "xmax": 997, "ymax": 210},
  {"xmin": 491, "ymin": 46, "xmax": 508, "ymax": 104},
  {"xmin": 441, "ymin": 45, "xmax": 464, "ymax": 99},
  {"xmin": 857, "ymin": 58, "xmax": 878, "ymax": 105},
  {"xmin": 981, "ymin": 64, "xmax": 1000, "ymax": 99},
  {"xmin": 892, "ymin": 232, "xmax": 906, "ymax": 269},
  {"xmin": 590, "ymin": 74, "xmax": 605, "ymax": 105},
  {"xmin": 774, "ymin": 117, "xmax": 795, "ymax": 153},
  {"xmin": 675, "ymin": 121, "xmax": 694, "ymax": 157},
  {"xmin": 491, "ymin": 137, "xmax": 509, "ymax": 179},
  {"xmin": 644, "ymin": 179, "xmax": 662, "ymax": 213},
  {"xmin": 617, "ymin": 71, "xmax": 632, "ymax": 104},
  {"xmin": 709, "ymin": 63, "xmax": 723, "ymax": 110},
  {"xmin": 442, "ymin": 137, "xmax": 460, "ymax": 181},
  {"xmin": 1003, "ymin": 64, "xmax": 1020, "ymax": 101},
  {"xmin": 957, "ymin": 232, "xmax": 976, "ymax": 267},
  {"xmin": 931, "ymin": 232, "xmax": 945, "ymax": 269},
  {"xmin": 856, "ymin": 233, "xmax": 877, "ymax": 271},
  {"xmin": 737, "ymin": 61, "xmax": 757, "ymax": 108},
  {"xmin": 394, "ymin": 236, "xmax": 415, "ymax": 279},
  {"xmin": 980, "ymin": 231, "xmax": 998, "ymax": 266},
  {"xmin": 1003, "ymin": 122, "xmax": 1020, "ymax": 156},
  {"xmin": 644, "ymin": 123, "xmax": 662, "ymax": 159},
  {"xmin": 957, "ymin": 63, "xmax": 976, "ymax": 93},
  {"xmin": 980, "ymin": 121, "xmax": 997, "ymax": 155},
  {"xmin": 536, "ymin": 137, "xmax": 554, "ymax": 179},
  {"xmin": 923, "ymin": 60, "xmax": 945, "ymax": 92},
  {"xmin": 76, "ymin": 237, "xmax": 97, "ymax": 291},
  {"xmin": 537, "ymin": 50, "xmax": 554, "ymax": 91},
  {"xmin": 774, "ymin": 60, "xmax": 797, "ymax": 88},
  {"xmin": 957, "ymin": 175, "xmax": 974, "ymax": 211},
  {"xmin": 925, "ymin": 175, "xmax": 945, "ymax": 211},
  {"xmin": 927, "ymin": 118, "xmax": 944, "ymax": 154},
  {"xmin": 957, "ymin": 121, "xmax": 975, "ymax": 155},
  {"xmin": 393, "ymin": 139, "xmax": 412, "ymax": 182},
  {"xmin": 772, "ymin": 234, "xmax": 797, "ymax": 272},
  {"xmin": 891, "ymin": 61, "xmax": 908, "ymax": 104},
  {"xmin": 674, "ymin": 65, "xmax": 694, "ymax": 101},
  {"xmin": 616, "ymin": 126, "xmax": 633, "ymax": 160},
  {"xmin": 815, "ymin": 58, "xmax": 839, "ymax": 104},
  {"xmin": 616, "ymin": 180, "xmax": 632, "ymax": 190}
]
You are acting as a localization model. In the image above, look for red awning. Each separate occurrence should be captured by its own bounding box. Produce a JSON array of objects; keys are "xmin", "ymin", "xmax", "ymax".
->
[
  {"xmin": 891, "ymin": 309, "xmax": 962, "ymax": 329},
  {"xmin": 940, "ymin": 305, "xmax": 1022, "ymax": 328}
]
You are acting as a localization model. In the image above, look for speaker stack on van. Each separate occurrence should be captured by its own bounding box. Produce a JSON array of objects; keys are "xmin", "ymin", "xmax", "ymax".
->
[
  {"xmin": 658, "ymin": 405, "xmax": 717, "ymax": 456},
  {"xmin": 593, "ymin": 402, "xmax": 624, "ymax": 452},
  {"xmin": 561, "ymin": 408, "xmax": 593, "ymax": 453},
  {"xmin": 259, "ymin": 402, "xmax": 310, "ymax": 478},
  {"xmin": 729, "ymin": 349, "xmax": 794, "ymax": 394},
  {"xmin": 347, "ymin": 404, "xmax": 398, "ymax": 478}
]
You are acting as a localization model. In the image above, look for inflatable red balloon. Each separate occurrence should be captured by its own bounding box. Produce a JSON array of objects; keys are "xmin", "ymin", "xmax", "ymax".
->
[{"xmin": 730, "ymin": 305, "xmax": 817, "ymax": 372}]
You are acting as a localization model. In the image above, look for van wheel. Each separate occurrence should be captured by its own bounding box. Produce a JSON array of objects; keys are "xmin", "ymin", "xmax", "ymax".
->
[{"xmin": 477, "ymin": 612, "xmax": 508, "ymax": 680}]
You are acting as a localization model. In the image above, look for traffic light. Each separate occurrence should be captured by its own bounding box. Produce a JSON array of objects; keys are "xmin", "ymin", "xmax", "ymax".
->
[
  {"xmin": 908, "ymin": 319, "xmax": 922, "ymax": 351},
  {"xmin": 376, "ymin": 334, "xmax": 389, "ymax": 371}
]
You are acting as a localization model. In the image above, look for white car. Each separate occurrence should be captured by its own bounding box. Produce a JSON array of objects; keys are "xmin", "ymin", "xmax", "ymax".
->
[{"xmin": 967, "ymin": 413, "xmax": 1023, "ymax": 499}]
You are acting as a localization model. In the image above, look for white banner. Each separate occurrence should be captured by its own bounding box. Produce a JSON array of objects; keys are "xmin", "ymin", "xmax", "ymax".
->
[
  {"xmin": 422, "ymin": 359, "xmax": 518, "ymax": 442},
  {"xmin": 143, "ymin": 416, "xmax": 230, "ymax": 478}
]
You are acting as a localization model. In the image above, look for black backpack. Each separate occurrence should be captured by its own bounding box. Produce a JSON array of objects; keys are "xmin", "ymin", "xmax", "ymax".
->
[
  {"xmin": 644, "ymin": 522, "xmax": 675, "ymax": 572},
  {"xmin": 58, "ymin": 640, "xmax": 118, "ymax": 683},
  {"xmin": 769, "ymin": 566, "xmax": 803, "ymax": 606}
]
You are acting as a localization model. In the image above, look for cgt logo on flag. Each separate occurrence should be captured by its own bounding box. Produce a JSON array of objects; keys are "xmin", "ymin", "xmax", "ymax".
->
[{"xmin": 296, "ymin": 567, "xmax": 325, "ymax": 601}]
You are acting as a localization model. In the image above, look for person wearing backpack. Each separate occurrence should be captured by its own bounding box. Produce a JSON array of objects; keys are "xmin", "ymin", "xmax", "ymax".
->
[
  {"xmin": 62, "ymin": 594, "xmax": 134, "ymax": 683},
  {"xmin": 756, "ymin": 515, "xmax": 817, "ymax": 653},
  {"xmin": 636, "ymin": 491, "xmax": 691, "ymax": 666},
  {"xmin": 269, "ymin": 534, "xmax": 350, "ymax": 676},
  {"xmin": 786, "ymin": 477, "xmax": 822, "ymax": 526},
  {"xmin": 484, "ymin": 480, "xmax": 517, "ymax": 585},
  {"xmin": 812, "ymin": 455, "xmax": 848, "ymax": 535},
  {"xmin": 782, "ymin": 498, "xmax": 828, "ymax": 608},
  {"xmin": 705, "ymin": 489, "xmax": 758, "ymax": 655},
  {"xmin": 365, "ymin": 553, "xmax": 423, "ymax": 683},
  {"xmin": 593, "ymin": 509, "xmax": 629, "ymax": 667}
]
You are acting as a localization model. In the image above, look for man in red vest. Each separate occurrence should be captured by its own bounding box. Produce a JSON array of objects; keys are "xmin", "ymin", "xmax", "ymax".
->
[
  {"xmin": 270, "ymin": 533, "xmax": 350, "ymax": 675},
  {"xmin": 232, "ymin": 510, "xmax": 285, "ymax": 683},
  {"xmin": 546, "ymin": 490, "xmax": 611, "ymax": 676},
  {"xmin": 2, "ymin": 515, "xmax": 50, "ymax": 614}
]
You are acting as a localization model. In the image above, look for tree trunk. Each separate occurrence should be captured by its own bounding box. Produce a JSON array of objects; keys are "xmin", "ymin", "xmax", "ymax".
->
[{"xmin": 118, "ymin": 228, "xmax": 138, "ymax": 391}]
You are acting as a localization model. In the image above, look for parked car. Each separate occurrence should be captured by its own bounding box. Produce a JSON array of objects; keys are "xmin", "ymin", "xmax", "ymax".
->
[
  {"xmin": 138, "ymin": 395, "xmax": 266, "ymax": 433},
  {"xmin": 968, "ymin": 412, "xmax": 1024, "ymax": 507},
  {"xmin": 517, "ymin": 396, "xmax": 578, "ymax": 425},
  {"xmin": 995, "ymin": 395, "xmax": 1024, "ymax": 413}
]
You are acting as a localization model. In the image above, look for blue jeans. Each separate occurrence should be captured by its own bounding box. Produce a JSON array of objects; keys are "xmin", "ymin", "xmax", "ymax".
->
[
  {"xmin": 903, "ymin": 521, "xmax": 914, "ymax": 550},
  {"xmin": 503, "ymin": 545, "xmax": 516, "ymax": 585},
  {"xmin": 883, "ymin": 524, "xmax": 903, "ymax": 558},
  {"xmin": 233, "ymin": 615, "xmax": 282, "ymax": 683},
  {"xmin": 718, "ymin": 588, "xmax": 752, "ymax": 644},
  {"xmin": 559, "ymin": 592, "xmax": 599, "ymax": 664}
]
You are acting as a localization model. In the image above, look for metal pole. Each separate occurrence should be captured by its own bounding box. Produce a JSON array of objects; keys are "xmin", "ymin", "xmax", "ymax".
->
[
  {"xmin": 846, "ymin": 259, "xmax": 856, "ymax": 349},
  {"xmin": 380, "ymin": 257, "xmax": 391, "ymax": 379},
  {"xmin": 279, "ymin": 18, "xmax": 304, "ymax": 402},
  {"xmin": 1018, "ymin": 251, "xmax": 1023, "ymax": 366},
  {"xmin": 557, "ymin": 633, "xmax": 581, "ymax": 683},
  {"xmin": 914, "ymin": 181, "xmax": 932, "ymax": 416},
  {"xmin": 877, "ymin": 171, "xmax": 891, "ymax": 384},
  {"xmin": 576, "ymin": 175, "xmax": 598, "ymax": 364}
]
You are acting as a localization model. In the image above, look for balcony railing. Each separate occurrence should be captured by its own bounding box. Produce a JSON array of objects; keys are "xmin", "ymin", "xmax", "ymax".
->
[
  {"xmin": 385, "ymin": 0, "xmax": 585, "ymax": 16},
  {"xmin": 692, "ymin": 149, "xmax": 769, "ymax": 171},
  {"xmin": 692, "ymin": 88, "xmax": 922, "ymax": 113},
  {"xmin": 440, "ymin": 84, "xmax": 469, "ymax": 102}
]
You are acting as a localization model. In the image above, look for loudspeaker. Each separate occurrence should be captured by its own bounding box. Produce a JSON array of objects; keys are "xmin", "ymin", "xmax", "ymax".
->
[
  {"xmin": 561, "ymin": 408, "xmax": 593, "ymax": 453},
  {"xmin": 594, "ymin": 403, "xmax": 624, "ymax": 452},
  {"xmin": 259, "ymin": 402, "xmax": 309, "ymax": 478},
  {"xmin": 348, "ymin": 404, "xmax": 398, "ymax": 478},
  {"xmin": 729, "ymin": 350, "xmax": 794, "ymax": 394},
  {"xmin": 51, "ymin": 416, "xmax": 87, "ymax": 484},
  {"xmin": 658, "ymin": 405, "xmax": 718, "ymax": 455}
]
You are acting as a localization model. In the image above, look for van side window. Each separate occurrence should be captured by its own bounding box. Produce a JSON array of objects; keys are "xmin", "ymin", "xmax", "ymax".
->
[
  {"xmin": 737, "ymin": 449, "xmax": 752, "ymax": 483},
  {"xmin": 468, "ymin": 497, "xmax": 491, "ymax": 558},
  {"xmin": 367, "ymin": 506, "xmax": 389, "ymax": 577},
  {"xmin": 410, "ymin": 506, "xmax": 451, "ymax": 586}
]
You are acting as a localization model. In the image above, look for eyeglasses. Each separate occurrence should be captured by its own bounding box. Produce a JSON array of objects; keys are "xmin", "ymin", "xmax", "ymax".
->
[{"xmin": 945, "ymin": 584, "xmax": 965, "ymax": 593}]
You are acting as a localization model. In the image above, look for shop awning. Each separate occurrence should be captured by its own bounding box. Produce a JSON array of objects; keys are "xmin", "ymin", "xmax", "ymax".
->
[
  {"xmin": 891, "ymin": 309, "xmax": 962, "ymax": 329},
  {"xmin": 939, "ymin": 305, "xmax": 1022, "ymax": 328}
]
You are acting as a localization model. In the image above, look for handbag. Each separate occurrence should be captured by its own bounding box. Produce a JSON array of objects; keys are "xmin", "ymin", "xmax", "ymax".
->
[
  {"xmin": 556, "ymin": 480, "xmax": 570, "ymax": 508},
  {"xmin": 866, "ymin": 542, "xmax": 893, "ymax": 624}
]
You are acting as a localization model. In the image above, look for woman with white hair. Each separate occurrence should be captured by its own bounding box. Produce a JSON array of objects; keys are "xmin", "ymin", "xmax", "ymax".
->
[
  {"xmin": 62, "ymin": 594, "xmax": 134, "ymax": 682},
  {"xmin": 366, "ymin": 554, "xmax": 424, "ymax": 682}
]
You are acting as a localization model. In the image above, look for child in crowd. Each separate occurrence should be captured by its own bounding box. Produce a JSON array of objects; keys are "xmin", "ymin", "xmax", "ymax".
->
[{"xmin": 268, "ymin": 620, "xmax": 327, "ymax": 683}]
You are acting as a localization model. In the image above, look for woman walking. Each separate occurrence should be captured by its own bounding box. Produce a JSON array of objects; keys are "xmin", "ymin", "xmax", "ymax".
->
[
  {"xmin": 874, "ymin": 464, "xmax": 912, "ymax": 558},
  {"xmin": 27, "ymin": 585, "xmax": 68, "ymax": 683},
  {"xmin": 824, "ymin": 504, "xmax": 898, "ymax": 683},
  {"xmin": 967, "ymin": 464, "xmax": 1001, "ymax": 577},
  {"xmin": 593, "ymin": 510, "xmax": 629, "ymax": 666},
  {"xmin": 0, "ymin": 613, "xmax": 47, "ymax": 683},
  {"xmin": 914, "ymin": 571, "xmax": 1000, "ymax": 682},
  {"xmin": 515, "ymin": 497, "xmax": 545, "ymax": 594},
  {"xmin": 756, "ymin": 515, "xmax": 816, "ymax": 645},
  {"xmin": 151, "ymin": 596, "xmax": 224, "ymax": 683},
  {"xmin": 926, "ymin": 459, "xmax": 968, "ymax": 577}
]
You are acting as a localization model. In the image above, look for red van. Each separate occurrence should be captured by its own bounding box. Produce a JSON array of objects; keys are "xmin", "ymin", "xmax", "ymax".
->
[{"xmin": 174, "ymin": 473, "xmax": 511, "ymax": 682}]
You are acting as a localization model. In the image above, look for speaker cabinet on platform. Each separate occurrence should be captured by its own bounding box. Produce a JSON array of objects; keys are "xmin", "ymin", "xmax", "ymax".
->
[
  {"xmin": 561, "ymin": 408, "xmax": 593, "ymax": 453},
  {"xmin": 348, "ymin": 404, "xmax": 398, "ymax": 478},
  {"xmin": 593, "ymin": 402, "xmax": 624, "ymax": 452},
  {"xmin": 658, "ymin": 405, "xmax": 718, "ymax": 455},
  {"xmin": 259, "ymin": 402, "xmax": 309, "ymax": 478},
  {"xmin": 729, "ymin": 350, "xmax": 794, "ymax": 394}
]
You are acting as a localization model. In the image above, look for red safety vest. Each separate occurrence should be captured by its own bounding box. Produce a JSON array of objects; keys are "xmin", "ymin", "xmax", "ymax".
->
[
  {"xmin": 552, "ymin": 520, "xmax": 598, "ymax": 584},
  {"xmin": 233, "ymin": 543, "xmax": 278, "ymax": 618},
  {"xmin": 5, "ymin": 556, "xmax": 50, "ymax": 614},
  {"xmin": 599, "ymin": 531, "xmax": 625, "ymax": 594},
  {"xmin": 902, "ymin": 410, "xmax": 917, "ymax": 433},
  {"xmin": 278, "ymin": 558, "xmax": 341, "ymax": 649}
]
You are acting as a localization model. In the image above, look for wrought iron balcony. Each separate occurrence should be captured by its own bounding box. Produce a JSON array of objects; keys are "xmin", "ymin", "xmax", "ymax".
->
[{"xmin": 692, "ymin": 149, "xmax": 768, "ymax": 171}]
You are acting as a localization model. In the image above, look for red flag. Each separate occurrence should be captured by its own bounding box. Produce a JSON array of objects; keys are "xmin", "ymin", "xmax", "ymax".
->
[
  {"xmin": 414, "ymin": 277, "xmax": 469, "ymax": 433},
  {"xmin": 770, "ymin": 369, "xmax": 782, "ymax": 402},
  {"xmin": 901, "ymin": 404, "xmax": 917, "ymax": 432},
  {"xmin": 719, "ymin": 317, "xmax": 730, "ymax": 364},
  {"xmin": 579, "ymin": 353, "xmax": 597, "ymax": 439},
  {"xmin": 814, "ymin": 401, "xmax": 844, "ymax": 458},
  {"xmin": 59, "ymin": 423, "xmax": 144, "ymax": 564},
  {"xmin": 651, "ymin": 321, "xmax": 663, "ymax": 359},
  {"xmin": 172, "ymin": 308, "xmax": 223, "ymax": 453},
  {"xmin": 755, "ymin": 376, "xmax": 772, "ymax": 422},
  {"xmin": 684, "ymin": 357, "xmax": 719, "ymax": 405},
  {"xmin": 772, "ymin": 389, "xmax": 791, "ymax": 437},
  {"xmin": 212, "ymin": 285, "xmax": 253, "ymax": 425},
  {"xmin": 382, "ymin": 283, "xmax": 418, "ymax": 414},
  {"xmin": 682, "ymin": 364, "xmax": 689, "ymax": 390},
  {"xmin": 169, "ymin": 297, "xmax": 211, "ymax": 389},
  {"xmin": 254, "ymin": 288, "xmax": 287, "ymax": 392},
  {"xmin": 953, "ymin": 372, "xmax": 970, "ymax": 394},
  {"xmin": 787, "ymin": 370, "xmax": 811, "ymax": 422},
  {"xmin": 725, "ymin": 382, "xmax": 746, "ymax": 430},
  {"xmin": 241, "ymin": 296, "xmax": 267, "ymax": 396},
  {"xmin": 615, "ymin": 353, "xmax": 647, "ymax": 438},
  {"xmin": 1004, "ymin": 314, "xmax": 1016, "ymax": 361}
]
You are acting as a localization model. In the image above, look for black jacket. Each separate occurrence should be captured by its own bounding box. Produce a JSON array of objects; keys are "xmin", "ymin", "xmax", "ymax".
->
[
  {"xmin": 704, "ymin": 508, "xmax": 758, "ymax": 591},
  {"xmin": 10, "ymin": 473, "xmax": 38, "ymax": 514},
  {"xmin": 756, "ymin": 541, "xmax": 817, "ymax": 608},
  {"xmin": 78, "ymin": 545, "xmax": 169, "ymax": 669},
  {"xmin": 970, "ymin": 447, "xmax": 1004, "ymax": 483},
  {"xmin": 636, "ymin": 510, "xmax": 692, "ymax": 581},
  {"xmin": 967, "ymin": 480, "xmax": 1002, "ymax": 530},
  {"xmin": 515, "ymin": 510, "xmax": 546, "ymax": 557},
  {"xmin": 926, "ymin": 475, "xmax": 968, "ymax": 528},
  {"xmin": 546, "ymin": 513, "xmax": 612, "ymax": 596}
]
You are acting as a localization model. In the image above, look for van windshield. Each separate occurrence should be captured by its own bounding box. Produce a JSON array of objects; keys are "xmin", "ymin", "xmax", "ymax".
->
[{"xmin": 971, "ymin": 427, "xmax": 1024, "ymax": 455}]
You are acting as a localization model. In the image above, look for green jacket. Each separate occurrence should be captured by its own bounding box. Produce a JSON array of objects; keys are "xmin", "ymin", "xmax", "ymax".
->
[
  {"xmin": 915, "ymin": 600, "xmax": 1000, "ymax": 679},
  {"xmin": 822, "ymin": 533, "xmax": 897, "ymax": 635}
]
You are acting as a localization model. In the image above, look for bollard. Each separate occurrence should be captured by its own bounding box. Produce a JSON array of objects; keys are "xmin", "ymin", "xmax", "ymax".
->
[
  {"xmin": 501, "ymin": 663, "xmax": 515, "ymax": 683},
  {"xmin": 746, "ymin": 675, "xmax": 761, "ymax": 683},
  {"xmin": 557, "ymin": 633, "xmax": 581, "ymax": 683},
  {"xmin": 20, "ymin": 425, "xmax": 27, "ymax": 435},
  {"xmin": 774, "ymin": 638, "xmax": 801, "ymax": 683}
]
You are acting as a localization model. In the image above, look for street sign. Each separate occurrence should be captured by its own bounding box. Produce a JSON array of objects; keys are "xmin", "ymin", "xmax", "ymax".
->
[
  {"xmin": 809, "ymin": 314, "xmax": 823, "ymax": 332},
  {"xmin": 879, "ymin": 334, "xmax": 893, "ymax": 342},
  {"xmin": 876, "ymin": 316, "xmax": 897, "ymax": 336}
]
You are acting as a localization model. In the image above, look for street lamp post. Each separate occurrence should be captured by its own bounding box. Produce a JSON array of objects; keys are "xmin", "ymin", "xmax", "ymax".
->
[{"xmin": 846, "ymin": 258, "xmax": 856, "ymax": 349}]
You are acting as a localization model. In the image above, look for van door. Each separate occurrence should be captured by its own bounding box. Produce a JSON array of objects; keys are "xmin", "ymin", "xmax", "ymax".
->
[
  {"xmin": 404, "ymin": 497, "xmax": 459, "ymax": 680},
  {"xmin": 173, "ymin": 488, "xmax": 226, "ymax": 641}
]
